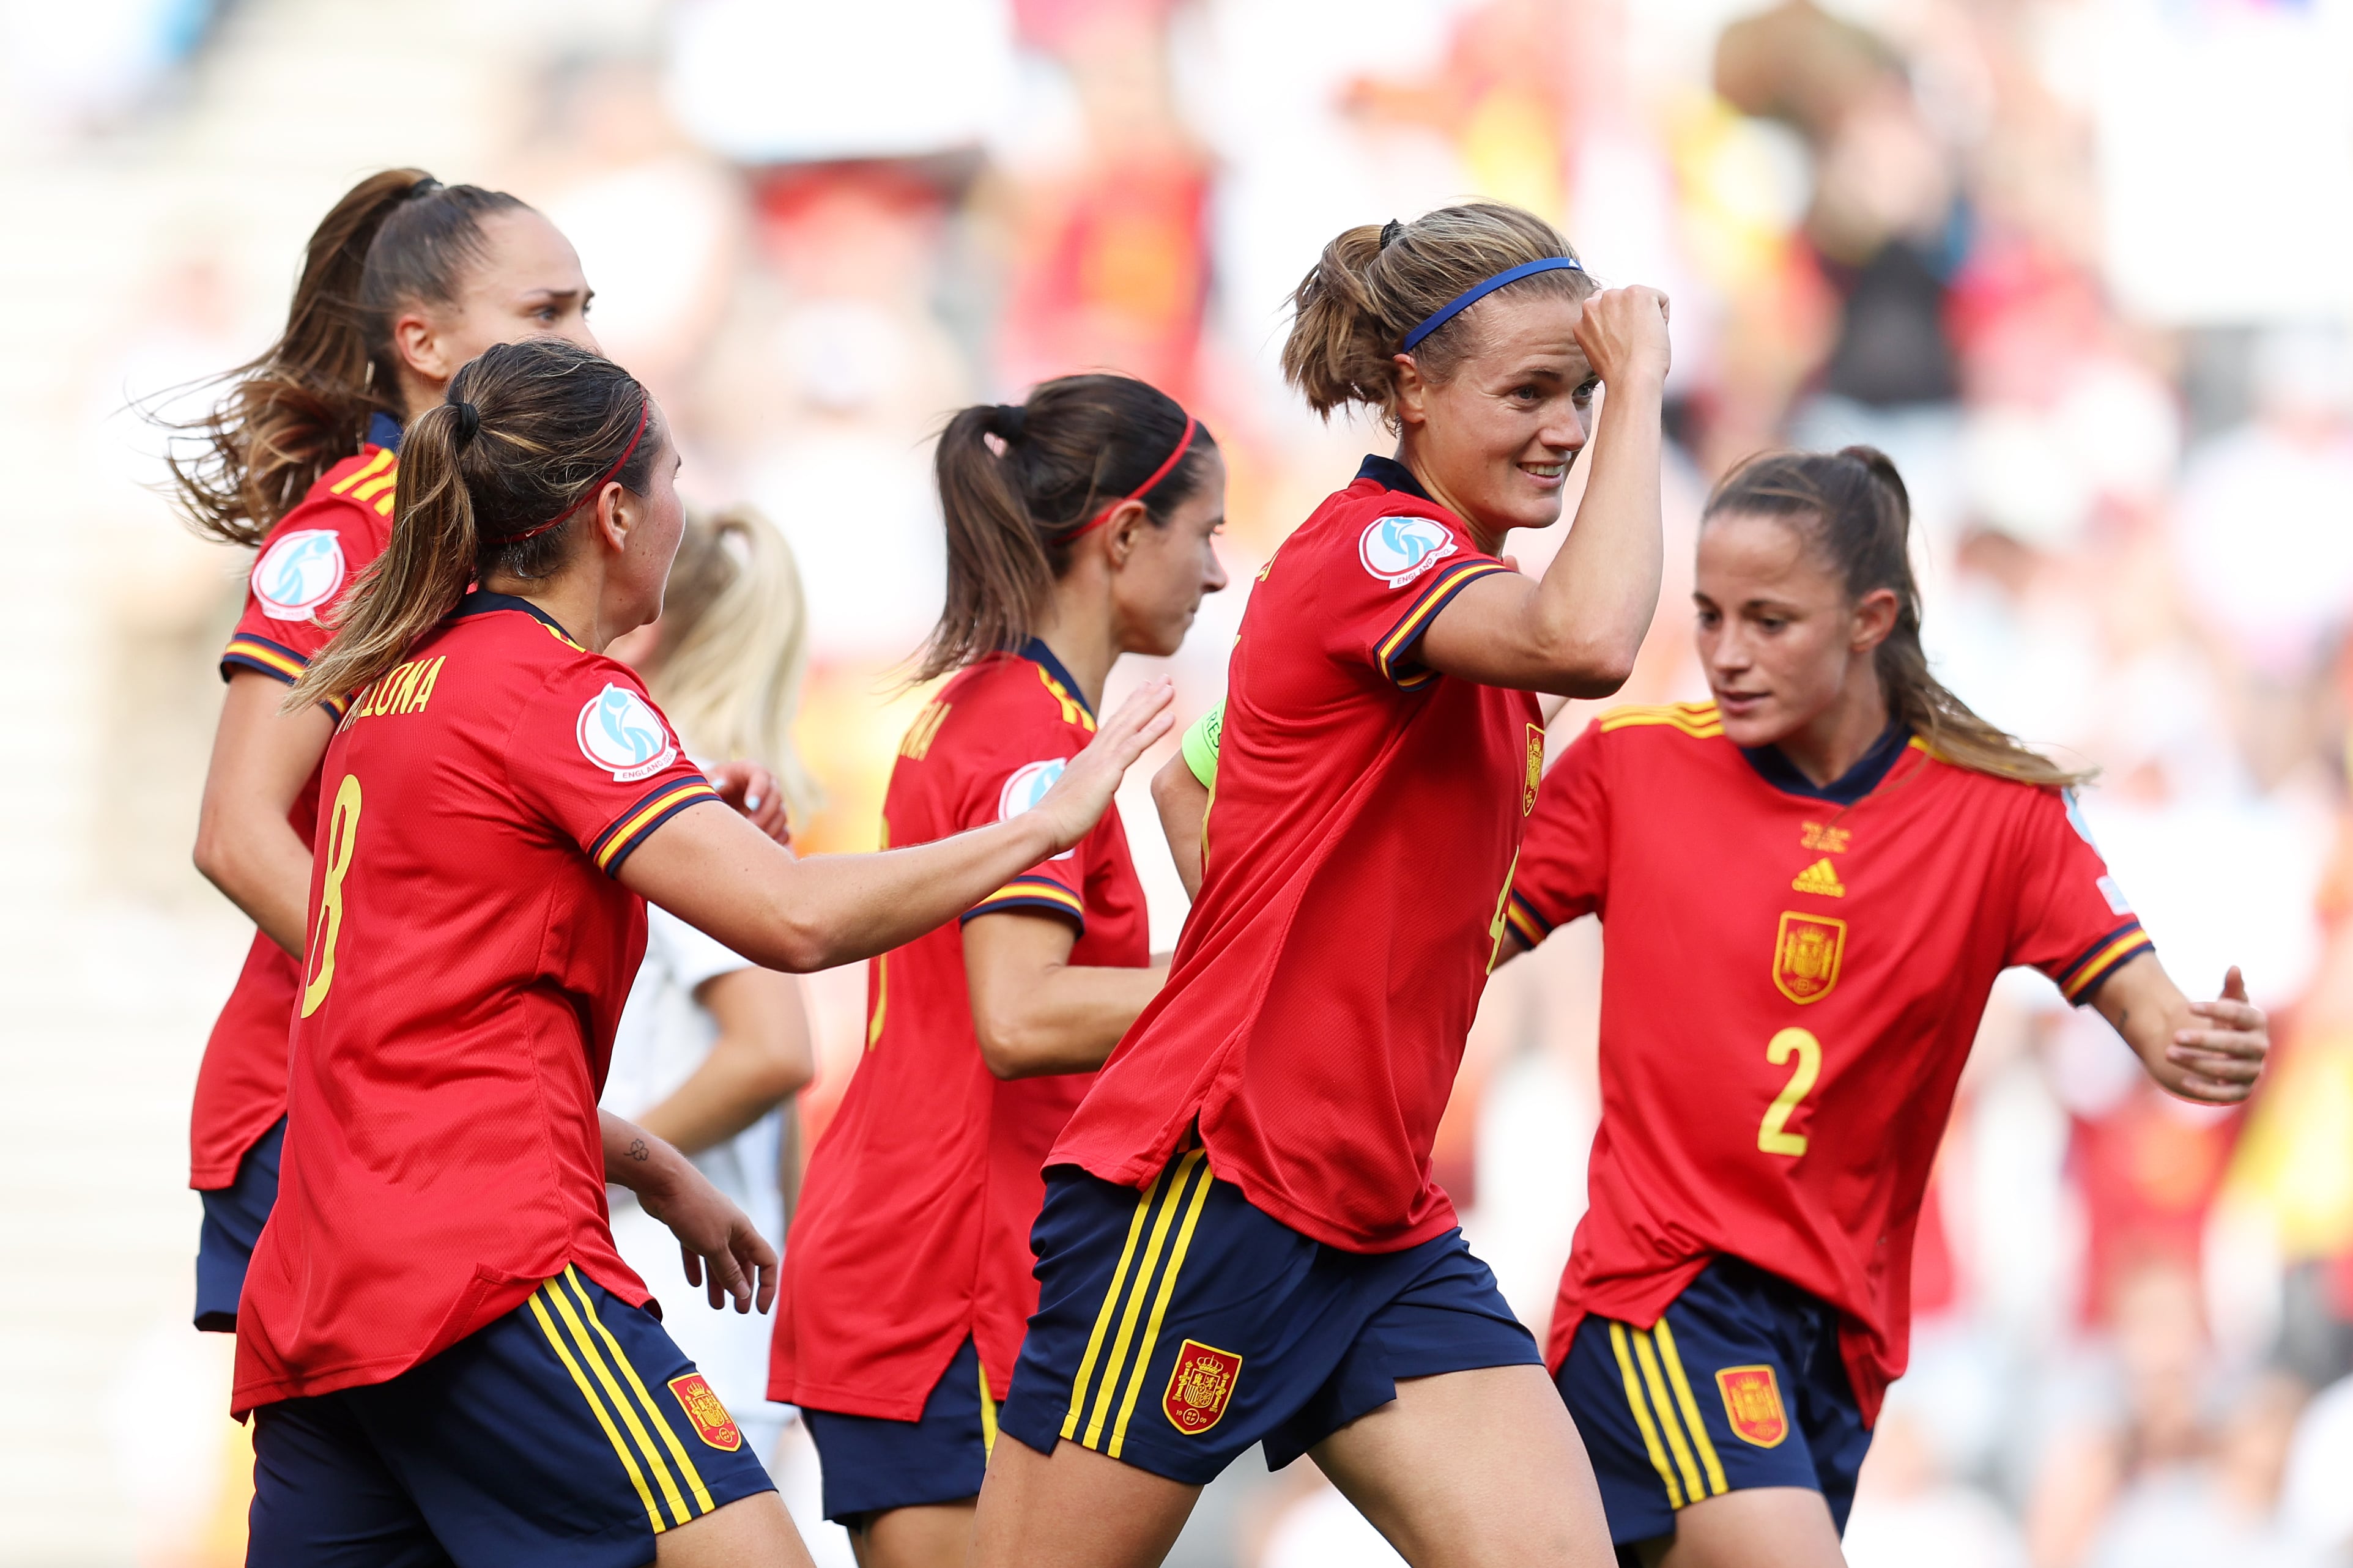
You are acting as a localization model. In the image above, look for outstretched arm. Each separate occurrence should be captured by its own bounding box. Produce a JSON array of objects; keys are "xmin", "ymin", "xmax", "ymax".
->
[
  {"xmin": 2092, "ymin": 959, "xmax": 2268, "ymax": 1104},
  {"xmin": 1417, "ymin": 287, "xmax": 1670, "ymax": 695},
  {"xmin": 621, "ymin": 679, "xmax": 1173, "ymax": 972}
]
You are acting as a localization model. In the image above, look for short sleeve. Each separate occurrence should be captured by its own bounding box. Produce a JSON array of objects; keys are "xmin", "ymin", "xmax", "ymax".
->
[
  {"xmin": 647, "ymin": 903, "xmax": 754, "ymax": 994},
  {"xmin": 1325, "ymin": 507, "xmax": 1516, "ymax": 689},
  {"xmin": 1506, "ymin": 723, "xmax": 1611, "ymax": 947},
  {"xmin": 220, "ymin": 479, "xmax": 390, "ymax": 720},
  {"xmin": 958, "ymin": 714, "xmax": 1091, "ymax": 934},
  {"xmin": 505, "ymin": 663, "xmax": 720, "ymax": 876},
  {"xmin": 2009, "ymin": 788, "xmax": 2154, "ymax": 1005},
  {"xmin": 1180, "ymin": 701, "xmax": 1225, "ymax": 788}
]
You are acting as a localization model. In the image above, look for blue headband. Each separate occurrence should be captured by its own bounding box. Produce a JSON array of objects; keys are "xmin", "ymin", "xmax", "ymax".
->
[{"xmin": 1399, "ymin": 256, "xmax": 1585, "ymax": 352}]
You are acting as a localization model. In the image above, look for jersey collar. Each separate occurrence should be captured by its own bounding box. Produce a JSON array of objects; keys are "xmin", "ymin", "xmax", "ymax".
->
[
  {"xmin": 1742, "ymin": 721, "xmax": 1911, "ymax": 805},
  {"xmin": 454, "ymin": 589, "xmax": 579, "ymax": 645},
  {"xmin": 1357, "ymin": 454, "xmax": 1436, "ymax": 504},
  {"xmin": 368, "ymin": 410, "xmax": 406, "ymax": 454},
  {"xmin": 1019, "ymin": 637, "xmax": 1094, "ymax": 721}
]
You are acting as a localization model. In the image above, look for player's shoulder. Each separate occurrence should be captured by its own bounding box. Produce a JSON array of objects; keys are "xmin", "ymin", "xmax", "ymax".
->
[
  {"xmin": 1268, "ymin": 458, "xmax": 1481, "ymax": 593},
  {"xmin": 928, "ymin": 649, "xmax": 1097, "ymax": 750},
  {"xmin": 1590, "ymin": 700, "xmax": 1727, "ymax": 745},
  {"xmin": 245, "ymin": 446, "xmax": 400, "ymax": 624}
]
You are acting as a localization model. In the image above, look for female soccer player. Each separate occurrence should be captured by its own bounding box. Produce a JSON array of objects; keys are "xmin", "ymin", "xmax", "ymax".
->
[
  {"xmin": 771, "ymin": 374, "xmax": 1227, "ymax": 1567},
  {"xmin": 235, "ymin": 338, "xmax": 1170, "ymax": 1567},
  {"xmin": 603, "ymin": 504, "xmax": 824, "ymax": 1466},
  {"xmin": 1491, "ymin": 449, "xmax": 2270, "ymax": 1566},
  {"xmin": 174, "ymin": 169, "xmax": 676, "ymax": 1331},
  {"xmin": 974, "ymin": 202, "xmax": 1670, "ymax": 1568}
]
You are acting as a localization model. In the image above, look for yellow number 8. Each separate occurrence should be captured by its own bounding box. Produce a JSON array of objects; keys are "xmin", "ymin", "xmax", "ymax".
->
[
  {"xmin": 300, "ymin": 774, "xmax": 363, "ymax": 1018},
  {"xmin": 1756, "ymin": 1027, "xmax": 1821, "ymax": 1158}
]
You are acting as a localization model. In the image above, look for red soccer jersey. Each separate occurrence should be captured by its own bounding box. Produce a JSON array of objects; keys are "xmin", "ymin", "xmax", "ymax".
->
[
  {"xmin": 1050, "ymin": 456, "xmax": 1540, "ymax": 1252},
  {"xmin": 192, "ymin": 430, "xmax": 402, "ymax": 1190},
  {"xmin": 771, "ymin": 643, "xmax": 1149, "ymax": 1419},
  {"xmin": 231, "ymin": 593, "xmax": 721, "ymax": 1413},
  {"xmin": 1508, "ymin": 702, "xmax": 2153, "ymax": 1422}
]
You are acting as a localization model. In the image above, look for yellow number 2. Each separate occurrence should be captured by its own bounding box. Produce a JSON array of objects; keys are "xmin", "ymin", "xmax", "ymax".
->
[
  {"xmin": 300, "ymin": 774, "xmax": 363, "ymax": 1018},
  {"xmin": 1756, "ymin": 1027, "xmax": 1821, "ymax": 1157}
]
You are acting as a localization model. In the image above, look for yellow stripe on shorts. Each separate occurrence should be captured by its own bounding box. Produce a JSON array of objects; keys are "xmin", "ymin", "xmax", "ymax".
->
[
  {"xmin": 544, "ymin": 1273, "xmax": 692, "ymax": 1526},
  {"xmin": 1631, "ymin": 1329, "xmax": 1706, "ymax": 1506},
  {"xmin": 1082, "ymin": 1152, "xmax": 1207, "ymax": 1449},
  {"xmin": 1061, "ymin": 1158, "xmax": 1179, "ymax": 1443},
  {"xmin": 527, "ymin": 1285, "xmax": 664, "ymax": 1531},
  {"xmin": 1107, "ymin": 1158, "xmax": 1216, "ymax": 1457},
  {"xmin": 1609, "ymin": 1322, "xmax": 1684, "ymax": 1509},
  {"xmin": 1652, "ymin": 1318, "xmax": 1729, "ymax": 1497},
  {"xmin": 563, "ymin": 1267, "xmax": 714, "ymax": 1516}
]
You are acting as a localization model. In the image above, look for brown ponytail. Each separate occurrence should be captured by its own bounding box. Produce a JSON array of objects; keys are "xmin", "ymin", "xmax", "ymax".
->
[
  {"xmin": 165, "ymin": 169, "xmax": 528, "ymax": 545},
  {"xmin": 1282, "ymin": 202, "xmax": 1593, "ymax": 427},
  {"xmin": 1705, "ymin": 447, "xmax": 2092, "ymax": 788},
  {"xmin": 288, "ymin": 339, "xmax": 654, "ymax": 712},
  {"xmin": 916, "ymin": 372, "xmax": 1214, "ymax": 682}
]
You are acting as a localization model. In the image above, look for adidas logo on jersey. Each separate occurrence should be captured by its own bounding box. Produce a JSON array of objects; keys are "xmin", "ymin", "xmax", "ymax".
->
[{"xmin": 1790, "ymin": 859, "xmax": 1845, "ymax": 898}]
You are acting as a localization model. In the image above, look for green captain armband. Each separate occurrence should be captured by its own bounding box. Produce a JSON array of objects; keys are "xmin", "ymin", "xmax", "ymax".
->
[{"xmin": 1180, "ymin": 700, "xmax": 1225, "ymax": 789}]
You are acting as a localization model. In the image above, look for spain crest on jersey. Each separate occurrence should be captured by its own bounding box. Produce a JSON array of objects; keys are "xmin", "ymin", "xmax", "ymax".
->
[
  {"xmin": 1162, "ymin": 1339, "xmax": 1242, "ymax": 1436},
  {"xmin": 667, "ymin": 1372, "xmax": 743, "ymax": 1451},
  {"xmin": 1773, "ymin": 912, "xmax": 1846, "ymax": 1004},
  {"xmin": 1714, "ymin": 1365, "xmax": 1788, "ymax": 1447},
  {"xmin": 1522, "ymin": 723, "xmax": 1544, "ymax": 815}
]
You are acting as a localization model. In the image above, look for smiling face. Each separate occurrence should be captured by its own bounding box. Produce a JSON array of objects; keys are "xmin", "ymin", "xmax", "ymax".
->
[
  {"xmin": 1110, "ymin": 448, "xmax": 1231, "ymax": 657},
  {"xmin": 1693, "ymin": 509, "xmax": 1897, "ymax": 749},
  {"xmin": 393, "ymin": 209, "xmax": 601, "ymax": 411},
  {"xmin": 1391, "ymin": 290, "xmax": 1596, "ymax": 547}
]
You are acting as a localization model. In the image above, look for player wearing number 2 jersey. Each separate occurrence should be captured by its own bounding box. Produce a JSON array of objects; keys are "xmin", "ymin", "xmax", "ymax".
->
[
  {"xmin": 773, "ymin": 374, "xmax": 1225, "ymax": 1568},
  {"xmin": 175, "ymin": 171, "xmax": 602, "ymax": 1332},
  {"xmin": 1501, "ymin": 449, "xmax": 2273, "ymax": 1567},
  {"xmin": 235, "ymin": 339, "xmax": 1168, "ymax": 1568}
]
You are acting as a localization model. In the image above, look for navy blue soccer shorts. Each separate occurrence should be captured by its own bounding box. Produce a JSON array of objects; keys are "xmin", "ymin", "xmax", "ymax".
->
[
  {"xmin": 249, "ymin": 1264, "xmax": 774, "ymax": 1568},
  {"xmin": 998, "ymin": 1149, "xmax": 1541, "ymax": 1485},
  {"xmin": 195, "ymin": 1114, "xmax": 283, "ymax": 1333},
  {"xmin": 801, "ymin": 1336, "xmax": 997, "ymax": 1524},
  {"xmin": 1555, "ymin": 1256, "xmax": 1873, "ymax": 1555}
]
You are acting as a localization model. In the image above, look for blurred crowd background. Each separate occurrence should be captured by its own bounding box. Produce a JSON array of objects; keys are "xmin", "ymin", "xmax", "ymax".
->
[{"xmin": 4, "ymin": 0, "xmax": 2352, "ymax": 1564}]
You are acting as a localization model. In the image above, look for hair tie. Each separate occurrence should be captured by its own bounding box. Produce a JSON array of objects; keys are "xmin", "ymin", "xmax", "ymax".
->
[
  {"xmin": 993, "ymin": 403, "xmax": 1029, "ymax": 443},
  {"xmin": 1399, "ymin": 255, "xmax": 1585, "ymax": 352},
  {"xmin": 451, "ymin": 399, "xmax": 480, "ymax": 446},
  {"xmin": 504, "ymin": 393, "xmax": 650, "ymax": 545},
  {"xmin": 404, "ymin": 175, "xmax": 443, "ymax": 202},
  {"xmin": 1379, "ymin": 220, "xmax": 1404, "ymax": 250},
  {"xmin": 1069, "ymin": 413, "xmax": 1198, "ymax": 540}
]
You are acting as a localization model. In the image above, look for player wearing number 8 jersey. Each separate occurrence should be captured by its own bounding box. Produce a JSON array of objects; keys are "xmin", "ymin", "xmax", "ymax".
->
[
  {"xmin": 235, "ymin": 339, "xmax": 1169, "ymax": 1568},
  {"xmin": 1501, "ymin": 449, "xmax": 2273, "ymax": 1567}
]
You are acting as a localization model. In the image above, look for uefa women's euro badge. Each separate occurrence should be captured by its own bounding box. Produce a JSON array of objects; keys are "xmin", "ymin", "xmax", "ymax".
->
[
  {"xmin": 576, "ymin": 684, "xmax": 679, "ymax": 783},
  {"xmin": 1000, "ymin": 758, "xmax": 1077, "ymax": 860},
  {"xmin": 1358, "ymin": 515, "xmax": 1458, "ymax": 589},
  {"xmin": 252, "ymin": 529, "xmax": 347, "ymax": 621}
]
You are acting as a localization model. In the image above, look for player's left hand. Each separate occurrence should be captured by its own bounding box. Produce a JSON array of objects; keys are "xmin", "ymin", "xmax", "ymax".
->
[
  {"xmin": 2163, "ymin": 966, "xmax": 2268, "ymax": 1104},
  {"xmin": 640, "ymin": 1162, "xmax": 780, "ymax": 1314},
  {"xmin": 710, "ymin": 759, "xmax": 790, "ymax": 845}
]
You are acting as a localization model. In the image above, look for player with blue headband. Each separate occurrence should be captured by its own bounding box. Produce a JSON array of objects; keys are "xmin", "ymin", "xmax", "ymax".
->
[{"xmin": 971, "ymin": 201, "xmax": 1670, "ymax": 1568}]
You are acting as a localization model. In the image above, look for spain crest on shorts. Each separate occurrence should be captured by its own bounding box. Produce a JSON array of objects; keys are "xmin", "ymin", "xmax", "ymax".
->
[
  {"xmin": 1772, "ymin": 912, "xmax": 1846, "ymax": 1005},
  {"xmin": 667, "ymin": 1372, "xmax": 743, "ymax": 1451},
  {"xmin": 1714, "ymin": 1365, "xmax": 1788, "ymax": 1448},
  {"xmin": 1162, "ymin": 1339, "xmax": 1242, "ymax": 1436}
]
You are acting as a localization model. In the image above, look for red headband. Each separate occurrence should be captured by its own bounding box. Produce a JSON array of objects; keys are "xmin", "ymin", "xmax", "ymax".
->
[
  {"xmin": 506, "ymin": 394, "xmax": 651, "ymax": 544},
  {"xmin": 1069, "ymin": 415, "xmax": 1198, "ymax": 539}
]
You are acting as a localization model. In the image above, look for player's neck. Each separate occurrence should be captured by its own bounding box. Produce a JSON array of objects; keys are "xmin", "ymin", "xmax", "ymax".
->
[
  {"xmin": 1774, "ymin": 672, "xmax": 1892, "ymax": 788},
  {"xmin": 1028, "ymin": 588, "xmax": 1116, "ymax": 712}
]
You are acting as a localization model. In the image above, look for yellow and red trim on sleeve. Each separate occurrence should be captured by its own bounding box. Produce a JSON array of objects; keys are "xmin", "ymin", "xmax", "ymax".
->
[
  {"xmin": 963, "ymin": 875, "xmax": 1086, "ymax": 932},
  {"xmin": 2056, "ymin": 920, "xmax": 2154, "ymax": 1005},
  {"xmin": 1376, "ymin": 558, "xmax": 1516, "ymax": 689},
  {"xmin": 221, "ymin": 632, "xmax": 308, "ymax": 686},
  {"xmin": 1504, "ymin": 888, "xmax": 1552, "ymax": 950},
  {"xmin": 591, "ymin": 776, "xmax": 721, "ymax": 876}
]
